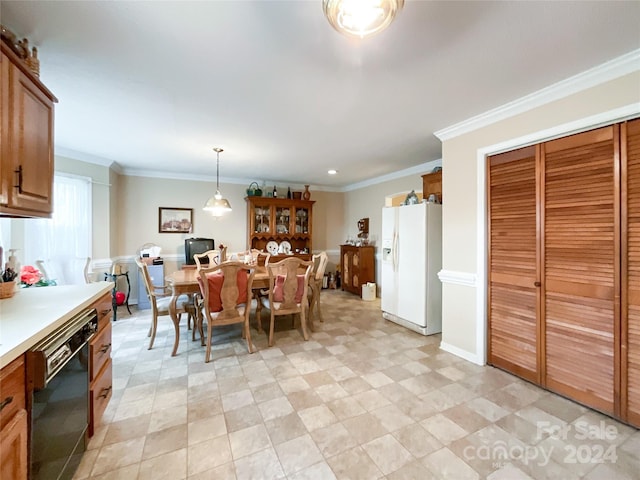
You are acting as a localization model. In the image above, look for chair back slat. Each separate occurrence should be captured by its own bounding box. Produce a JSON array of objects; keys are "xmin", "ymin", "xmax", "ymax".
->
[
  {"xmin": 135, "ymin": 259, "xmax": 158, "ymax": 311},
  {"xmin": 267, "ymin": 257, "xmax": 312, "ymax": 310},
  {"xmin": 194, "ymin": 249, "xmax": 221, "ymax": 269},
  {"xmin": 312, "ymin": 252, "xmax": 329, "ymax": 281},
  {"xmin": 198, "ymin": 262, "xmax": 255, "ymax": 322}
]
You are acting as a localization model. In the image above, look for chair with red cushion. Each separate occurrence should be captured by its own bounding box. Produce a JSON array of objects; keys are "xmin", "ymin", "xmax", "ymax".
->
[
  {"xmin": 260, "ymin": 257, "xmax": 313, "ymax": 347},
  {"xmin": 197, "ymin": 262, "xmax": 256, "ymax": 362}
]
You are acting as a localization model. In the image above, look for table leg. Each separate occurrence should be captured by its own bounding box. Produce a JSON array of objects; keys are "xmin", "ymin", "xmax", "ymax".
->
[{"xmin": 169, "ymin": 295, "xmax": 181, "ymax": 356}]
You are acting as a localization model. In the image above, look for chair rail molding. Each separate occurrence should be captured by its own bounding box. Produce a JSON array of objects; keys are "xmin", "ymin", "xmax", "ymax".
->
[
  {"xmin": 91, "ymin": 258, "xmax": 113, "ymax": 270},
  {"xmin": 437, "ymin": 269, "xmax": 476, "ymax": 287}
]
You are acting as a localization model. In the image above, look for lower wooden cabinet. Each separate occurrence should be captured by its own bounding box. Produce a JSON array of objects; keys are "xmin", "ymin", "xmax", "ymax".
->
[
  {"xmin": 89, "ymin": 292, "xmax": 113, "ymax": 436},
  {"xmin": 1, "ymin": 409, "xmax": 28, "ymax": 480},
  {"xmin": 340, "ymin": 245, "xmax": 375, "ymax": 296},
  {"xmin": 0, "ymin": 355, "xmax": 27, "ymax": 480}
]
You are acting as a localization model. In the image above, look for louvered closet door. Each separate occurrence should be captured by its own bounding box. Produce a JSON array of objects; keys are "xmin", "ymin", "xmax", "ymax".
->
[
  {"xmin": 488, "ymin": 146, "xmax": 539, "ymax": 383},
  {"xmin": 543, "ymin": 126, "xmax": 619, "ymax": 415},
  {"xmin": 624, "ymin": 118, "xmax": 640, "ymax": 426}
]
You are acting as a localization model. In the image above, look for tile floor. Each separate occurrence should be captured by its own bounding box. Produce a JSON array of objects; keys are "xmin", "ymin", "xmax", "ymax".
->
[{"xmin": 74, "ymin": 290, "xmax": 639, "ymax": 479}]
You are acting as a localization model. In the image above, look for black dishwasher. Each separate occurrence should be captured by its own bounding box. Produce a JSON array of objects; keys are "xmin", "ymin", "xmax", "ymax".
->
[{"xmin": 28, "ymin": 309, "xmax": 98, "ymax": 480}]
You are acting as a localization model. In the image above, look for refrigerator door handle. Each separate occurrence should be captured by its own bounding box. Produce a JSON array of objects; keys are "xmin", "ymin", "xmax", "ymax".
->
[{"xmin": 393, "ymin": 230, "xmax": 399, "ymax": 272}]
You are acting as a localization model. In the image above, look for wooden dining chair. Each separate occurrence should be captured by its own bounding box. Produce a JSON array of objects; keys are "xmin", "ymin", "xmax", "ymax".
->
[
  {"xmin": 193, "ymin": 249, "xmax": 221, "ymax": 269},
  {"xmin": 197, "ymin": 262, "xmax": 256, "ymax": 362},
  {"xmin": 136, "ymin": 259, "xmax": 191, "ymax": 352},
  {"xmin": 35, "ymin": 256, "xmax": 92, "ymax": 284},
  {"xmin": 189, "ymin": 249, "xmax": 222, "ymax": 335},
  {"xmin": 308, "ymin": 251, "xmax": 329, "ymax": 330},
  {"xmin": 260, "ymin": 257, "xmax": 313, "ymax": 347}
]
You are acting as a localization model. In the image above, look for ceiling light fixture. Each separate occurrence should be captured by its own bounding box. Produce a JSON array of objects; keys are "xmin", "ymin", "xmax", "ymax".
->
[
  {"xmin": 203, "ymin": 148, "xmax": 232, "ymax": 217},
  {"xmin": 322, "ymin": 0, "xmax": 404, "ymax": 39},
  {"xmin": 328, "ymin": 169, "xmax": 338, "ymax": 175}
]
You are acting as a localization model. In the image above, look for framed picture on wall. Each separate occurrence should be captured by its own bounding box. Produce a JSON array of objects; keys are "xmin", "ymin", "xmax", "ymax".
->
[{"xmin": 159, "ymin": 207, "xmax": 193, "ymax": 233}]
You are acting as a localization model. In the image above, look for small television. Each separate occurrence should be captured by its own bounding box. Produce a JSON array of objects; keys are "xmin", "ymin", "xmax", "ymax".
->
[{"xmin": 184, "ymin": 237, "xmax": 214, "ymax": 265}]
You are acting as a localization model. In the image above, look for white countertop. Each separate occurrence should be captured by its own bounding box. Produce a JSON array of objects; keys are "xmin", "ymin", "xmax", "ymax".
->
[{"xmin": 0, "ymin": 281, "xmax": 113, "ymax": 368}]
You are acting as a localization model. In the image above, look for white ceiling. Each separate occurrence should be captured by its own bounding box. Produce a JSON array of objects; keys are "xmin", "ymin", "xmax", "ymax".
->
[{"xmin": 2, "ymin": 1, "xmax": 639, "ymax": 188}]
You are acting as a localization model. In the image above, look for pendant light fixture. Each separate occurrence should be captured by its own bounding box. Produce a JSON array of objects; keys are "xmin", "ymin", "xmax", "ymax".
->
[
  {"xmin": 203, "ymin": 148, "xmax": 232, "ymax": 216},
  {"xmin": 322, "ymin": 0, "xmax": 404, "ymax": 39}
]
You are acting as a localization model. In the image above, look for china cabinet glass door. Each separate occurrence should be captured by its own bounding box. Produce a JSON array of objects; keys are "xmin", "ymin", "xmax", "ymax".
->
[
  {"xmin": 253, "ymin": 204, "xmax": 271, "ymax": 234},
  {"xmin": 295, "ymin": 207, "xmax": 310, "ymax": 234},
  {"xmin": 275, "ymin": 206, "xmax": 291, "ymax": 235}
]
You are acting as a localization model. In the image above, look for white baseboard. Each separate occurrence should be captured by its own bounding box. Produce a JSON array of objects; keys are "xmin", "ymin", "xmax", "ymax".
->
[{"xmin": 440, "ymin": 341, "xmax": 485, "ymax": 366}]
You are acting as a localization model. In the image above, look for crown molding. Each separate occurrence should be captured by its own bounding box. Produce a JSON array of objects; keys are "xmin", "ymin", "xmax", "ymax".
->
[
  {"xmin": 434, "ymin": 48, "xmax": 640, "ymax": 142},
  {"xmin": 55, "ymin": 147, "xmax": 439, "ymax": 193},
  {"xmin": 342, "ymin": 159, "xmax": 442, "ymax": 192}
]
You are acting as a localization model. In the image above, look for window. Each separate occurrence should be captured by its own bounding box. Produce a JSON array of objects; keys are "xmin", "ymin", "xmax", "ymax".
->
[{"xmin": 23, "ymin": 173, "xmax": 92, "ymax": 284}]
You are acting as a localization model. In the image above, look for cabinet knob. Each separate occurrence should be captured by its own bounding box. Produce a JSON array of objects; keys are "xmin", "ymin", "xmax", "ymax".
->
[
  {"xmin": 534, "ymin": 281, "xmax": 541, "ymax": 287},
  {"xmin": 99, "ymin": 343, "xmax": 112, "ymax": 354}
]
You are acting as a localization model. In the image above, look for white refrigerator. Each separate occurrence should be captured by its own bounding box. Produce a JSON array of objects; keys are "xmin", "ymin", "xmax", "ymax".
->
[{"xmin": 381, "ymin": 202, "xmax": 442, "ymax": 335}]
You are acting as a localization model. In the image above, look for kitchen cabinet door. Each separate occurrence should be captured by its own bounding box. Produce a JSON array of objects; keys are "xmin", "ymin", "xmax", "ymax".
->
[{"xmin": 0, "ymin": 44, "xmax": 56, "ymax": 218}]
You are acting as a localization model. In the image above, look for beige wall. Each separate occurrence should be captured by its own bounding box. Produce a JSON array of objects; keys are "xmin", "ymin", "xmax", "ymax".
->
[
  {"xmin": 115, "ymin": 178, "xmax": 346, "ymax": 268},
  {"xmin": 117, "ymin": 176, "xmax": 248, "ymax": 261},
  {"xmin": 440, "ymin": 71, "xmax": 640, "ymax": 363}
]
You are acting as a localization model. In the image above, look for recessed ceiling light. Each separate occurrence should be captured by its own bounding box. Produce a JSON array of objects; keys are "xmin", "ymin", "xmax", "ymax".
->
[{"xmin": 328, "ymin": 169, "xmax": 338, "ymax": 175}]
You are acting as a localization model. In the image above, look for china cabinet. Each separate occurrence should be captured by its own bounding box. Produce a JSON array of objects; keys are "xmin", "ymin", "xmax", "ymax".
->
[
  {"xmin": 1, "ymin": 42, "xmax": 57, "ymax": 218},
  {"xmin": 246, "ymin": 197, "xmax": 314, "ymax": 260}
]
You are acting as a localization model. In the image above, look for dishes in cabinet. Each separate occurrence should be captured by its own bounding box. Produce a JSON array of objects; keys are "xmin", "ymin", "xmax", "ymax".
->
[
  {"xmin": 257, "ymin": 223, "xmax": 269, "ymax": 233},
  {"xmin": 276, "ymin": 224, "xmax": 288, "ymax": 234},
  {"xmin": 266, "ymin": 241, "xmax": 279, "ymax": 255},
  {"xmin": 278, "ymin": 241, "xmax": 292, "ymax": 255}
]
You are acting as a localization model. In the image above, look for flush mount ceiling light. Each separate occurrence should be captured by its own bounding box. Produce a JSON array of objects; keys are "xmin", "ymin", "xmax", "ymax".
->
[
  {"xmin": 203, "ymin": 148, "xmax": 232, "ymax": 217},
  {"xmin": 328, "ymin": 169, "xmax": 338, "ymax": 175},
  {"xmin": 322, "ymin": 0, "xmax": 404, "ymax": 39}
]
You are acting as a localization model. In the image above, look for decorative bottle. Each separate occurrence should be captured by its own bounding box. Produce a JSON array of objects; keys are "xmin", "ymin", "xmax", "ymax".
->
[
  {"xmin": 273, "ymin": 185, "xmax": 278, "ymax": 198},
  {"xmin": 303, "ymin": 185, "xmax": 311, "ymax": 200},
  {"xmin": 287, "ymin": 187, "xmax": 292, "ymax": 199}
]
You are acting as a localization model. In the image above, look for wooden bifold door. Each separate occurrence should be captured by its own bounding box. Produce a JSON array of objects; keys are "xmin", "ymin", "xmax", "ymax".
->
[{"xmin": 488, "ymin": 118, "xmax": 639, "ymax": 427}]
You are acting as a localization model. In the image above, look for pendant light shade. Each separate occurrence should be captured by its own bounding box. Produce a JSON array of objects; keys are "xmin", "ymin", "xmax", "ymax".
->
[
  {"xmin": 322, "ymin": 0, "xmax": 404, "ymax": 39},
  {"xmin": 204, "ymin": 148, "xmax": 232, "ymax": 216}
]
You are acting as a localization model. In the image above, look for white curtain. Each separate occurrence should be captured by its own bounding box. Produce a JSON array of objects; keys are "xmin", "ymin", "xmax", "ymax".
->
[{"xmin": 24, "ymin": 174, "xmax": 92, "ymax": 284}]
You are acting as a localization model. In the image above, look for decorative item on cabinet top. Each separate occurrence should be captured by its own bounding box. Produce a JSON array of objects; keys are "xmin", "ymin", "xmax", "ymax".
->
[
  {"xmin": 1, "ymin": 24, "xmax": 40, "ymax": 76},
  {"xmin": 246, "ymin": 182, "xmax": 263, "ymax": 197}
]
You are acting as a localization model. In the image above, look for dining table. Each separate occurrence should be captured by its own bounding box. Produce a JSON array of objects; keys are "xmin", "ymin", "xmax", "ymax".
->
[{"xmin": 164, "ymin": 263, "xmax": 318, "ymax": 355}]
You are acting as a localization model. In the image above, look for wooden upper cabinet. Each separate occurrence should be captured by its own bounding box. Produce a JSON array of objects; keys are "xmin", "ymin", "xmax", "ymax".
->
[
  {"xmin": 422, "ymin": 171, "xmax": 442, "ymax": 203},
  {"xmin": 0, "ymin": 43, "xmax": 57, "ymax": 218},
  {"xmin": 246, "ymin": 197, "xmax": 314, "ymax": 259}
]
